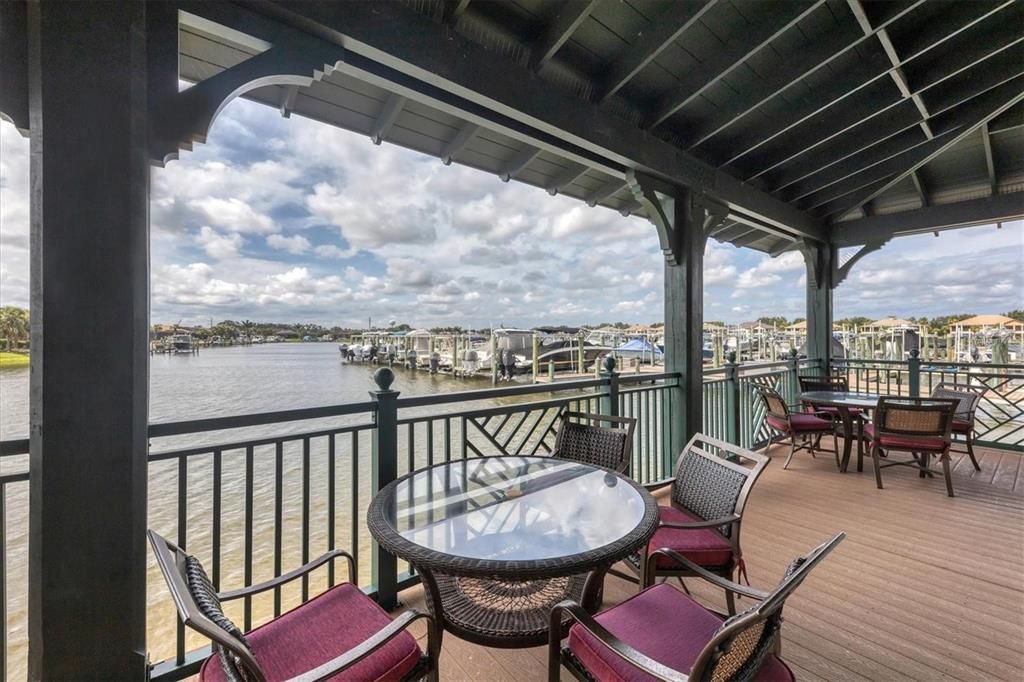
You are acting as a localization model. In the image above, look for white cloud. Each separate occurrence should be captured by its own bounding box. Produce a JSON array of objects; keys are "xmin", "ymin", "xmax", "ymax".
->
[
  {"xmin": 188, "ymin": 197, "xmax": 276, "ymax": 234},
  {"xmin": 266, "ymin": 233, "xmax": 311, "ymax": 254},
  {"xmin": 314, "ymin": 244, "xmax": 357, "ymax": 259},
  {"xmin": 195, "ymin": 226, "xmax": 244, "ymax": 259}
]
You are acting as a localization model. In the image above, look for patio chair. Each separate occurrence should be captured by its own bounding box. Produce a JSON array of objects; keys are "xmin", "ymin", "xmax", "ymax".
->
[
  {"xmin": 758, "ymin": 385, "xmax": 837, "ymax": 470},
  {"xmin": 549, "ymin": 533, "xmax": 846, "ymax": 682},
  {"xmin": 148, "ymin": 530, "xmax": 439, "ymax": 682},
  {"xmin": 798, "ymin": 374, "xmax": 864, "ymax": 418},
  {"xmin": 931, "ymin": 382, "xmax": 984, "ymax": 471},
  {"xmin": 614, "ymin": 434, "xmax": 769, "ymax": 614},
  {"xmin": 551, "ymin": 410, "xmax": 636, "ymax": 474},
  {"xmin": 864, "ymin": 397, "xmax": 959, "ymax": 496}
]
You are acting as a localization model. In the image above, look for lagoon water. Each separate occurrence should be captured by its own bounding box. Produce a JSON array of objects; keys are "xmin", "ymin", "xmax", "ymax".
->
[{"xmin": 0, "ymin": 342, "xmax": 515, "ymax": 676}]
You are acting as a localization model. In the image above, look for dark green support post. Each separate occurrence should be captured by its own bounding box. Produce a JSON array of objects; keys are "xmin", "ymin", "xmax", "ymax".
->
[
  {"xmin": 599, "ymin": 356, "xmax": 619, "ymax": 417},
  {"xmin": 370, "ymin": 367, "xmax": 400, "ymax": 610},
  {"xmin": 800, "ymin": 242, "xmax": 835, "ymax": 371},
  {"xmin": 724, "ymin": 352, "xmax": 740, "ymax": 445},
  {"xmin": 908, "ymin": 349, "xmax": 921, "ymax": 397}
]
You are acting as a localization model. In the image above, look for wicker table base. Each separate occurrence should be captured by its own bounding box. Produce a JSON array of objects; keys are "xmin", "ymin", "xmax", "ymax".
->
[{"xmin": 427, "ymin": 572, "xmax": 594, "ymax": 648}]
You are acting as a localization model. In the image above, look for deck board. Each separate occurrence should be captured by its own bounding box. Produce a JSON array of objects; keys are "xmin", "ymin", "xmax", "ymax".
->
[{"xmin": 397, "ymin": 443, "xmax": 1024, "ymax": 681}]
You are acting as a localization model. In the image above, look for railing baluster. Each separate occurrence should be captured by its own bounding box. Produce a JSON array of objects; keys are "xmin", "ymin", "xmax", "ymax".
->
[
  {"xmin": 274, "ymin": 440, "xmax": 283, "ymax": 617},
  {"xmin": 407, "ymin": 423, "xmax": 415, "ymax": 473},
  {"xmin": 427, "ymin": 420, "xmax": 434, "ymax": 466},
  {"xmin": 244, "ymin": 445, "xmax": 254, "ymax": 631},
  {"xmin": 212, "ymin": 450, "xmax": 222, "ymax": 590},
  {"xmin": 328, "ymin": 434, "xmax": 336, "ymax": 587},
  {"xmin": 301, "ymin": 437, "xmax": 310, "ymax": 602},
  {"xmin": 350, "ymin": 431, "xmax": 359, "ymax": 585},
  {"xmin": 444, "ymin": 418, "xmax": 451, "ymax": 463},
  {"xmin": 176, "ymin": 456, "xmax": 187, "ymax": 665}
]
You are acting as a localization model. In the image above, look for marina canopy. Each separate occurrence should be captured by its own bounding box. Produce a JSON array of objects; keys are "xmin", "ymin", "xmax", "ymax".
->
[{"xmin": 954, "ymin": 314, "xmax": 1024, "ymax": 329}]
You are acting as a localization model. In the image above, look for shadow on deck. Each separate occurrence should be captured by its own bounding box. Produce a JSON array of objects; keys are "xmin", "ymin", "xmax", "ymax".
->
[{"xmin": 396, "ymin": 441, "xmax": 1024, "ymax": 680}]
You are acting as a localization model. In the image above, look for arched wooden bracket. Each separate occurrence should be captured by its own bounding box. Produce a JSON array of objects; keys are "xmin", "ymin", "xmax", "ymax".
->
[
  {"xmin": 626, "ymin": 170, "xmax": 728, "ymax": 265},
  {"xmin": 798, "ymin": 242, "xmax": 832, "ymax": 291},
  {"xmin": 147, "ymin": 11, "xmax": 345, "ymax": 165},
  {"xmin": 832, "ymin": 239, "xmax": 888, "ymax": 287}
]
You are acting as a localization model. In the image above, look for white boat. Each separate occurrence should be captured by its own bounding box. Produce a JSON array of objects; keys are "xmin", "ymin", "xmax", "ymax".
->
[{"xmin": 171, "ymin": 333, "xmax": 193, "ymax": 354}]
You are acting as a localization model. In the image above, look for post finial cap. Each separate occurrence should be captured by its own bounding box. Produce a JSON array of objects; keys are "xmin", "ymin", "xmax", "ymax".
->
[
  {"xmin": 373, "ymin": 367, "xmax": 395, "ymax": 391},
  {"xmin": 603, "ymin": 355, "xmax": 616, "ymax": 373}
]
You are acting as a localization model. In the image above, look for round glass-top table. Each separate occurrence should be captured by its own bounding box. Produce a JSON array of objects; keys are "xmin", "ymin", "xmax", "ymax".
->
[{"xmin": 368, "ymin": 456, "xmax": 659, "ymax": 647}]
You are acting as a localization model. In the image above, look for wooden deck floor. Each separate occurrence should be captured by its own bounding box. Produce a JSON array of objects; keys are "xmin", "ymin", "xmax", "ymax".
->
[{"xmin": 397, "ymin": 441, "xmax": 1024, "ymax": 681}]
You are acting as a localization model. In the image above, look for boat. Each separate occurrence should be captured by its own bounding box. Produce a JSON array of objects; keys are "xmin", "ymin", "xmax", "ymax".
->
[
  {"xmin": 170, "ymin": 333, "xmax": 193, "ymax": 354},
  {"xmin": 492, "ymin": 328, "xmax": 537, "ymax": 378},
  {"xmin": 536, "ymin": 337, "xmax": 611, "ymax": 372}
]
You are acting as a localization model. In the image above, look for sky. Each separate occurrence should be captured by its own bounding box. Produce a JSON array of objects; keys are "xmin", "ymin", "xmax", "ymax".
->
[{"xmin": 1, "ymin": 97, "xmax": 1021, "ymax": 328}]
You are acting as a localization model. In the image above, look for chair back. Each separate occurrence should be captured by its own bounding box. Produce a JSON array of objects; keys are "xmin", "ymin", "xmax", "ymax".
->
[
  {"xmin": 873, "ymin": 397, "xmax": 958, "ymax": 444},
  {"xmin": 756, "ymin": 386, "xmax": 790, "ymax": 421},
  {"xmin": 148, "ymin": 530, "xmax": 265, "ymax": 682},
  {"xmin": 691, "ymin": 533, "xmax": 846, "ymax": 681},
  {"xmin": 798, "ymin": 374, "xmax": 849, "ymax": 392},
  {"xmin": 670, "ymin": 434, "xmax": 770, "ymax": 539},
  {"xmin": 553, "ymin": 410, "xmax": 635, "ymax": 473},
  {"xmin": 931, "ymin": 382, "xmax": 983, "ymax": 424}
]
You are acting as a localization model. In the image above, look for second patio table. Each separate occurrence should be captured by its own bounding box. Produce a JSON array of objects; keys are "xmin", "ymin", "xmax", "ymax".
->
[
  {"xmin": 800, "ymin": 390, "xmax": 883, "ymax": 472},
  {"xmin": 368, "ymin": 455, "xmax": 659, "ymax": 648}
]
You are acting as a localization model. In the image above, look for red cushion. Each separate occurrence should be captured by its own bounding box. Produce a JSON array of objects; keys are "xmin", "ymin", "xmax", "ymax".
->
[
  {"xmin": 648, "ymin": 506, "xmax": 733, "ymax": 569},
  {"xmin": 568, "ymin": 583, "xmax": 794, "ymax": 682},
  {"xmin": 864, "ymin": 423, "xmax": 947, "ymax": 452},
  {"xmin": 766, "ymin": 414, "xmax": 833, "ymax": 433},
  {"xmin": 952, "ymin": 418, "xmax": 972, "ymax": 434},
  {"xmin": 200, "ymin": 583, "xmax": 421, "ymax": 682}
]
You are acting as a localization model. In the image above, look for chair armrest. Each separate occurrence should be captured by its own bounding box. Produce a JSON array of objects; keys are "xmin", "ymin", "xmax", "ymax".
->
[
  {"xmin": 647, "ymin": 549, "xmax": 769, "ymax": 601},
  {"xmin": 286, "ymin": 609, "xmax": 436, "ymax": 682},
  {"xmin": 219, "ymin": 549, "xmax": 355, "ymax": 601},
  {"xmin": 549, "ymin": 600, "xmax": 688, "ymax": 682},
  {"xmin": 643, "ymin": 477, "xmax": 674, "ymax": 492},
  {"xmin": 657, "ymin": 514, "xmax": 739, "ymax": 530}
]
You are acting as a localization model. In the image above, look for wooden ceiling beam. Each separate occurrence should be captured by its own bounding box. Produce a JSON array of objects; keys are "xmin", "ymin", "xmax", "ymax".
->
[
  {"xmin": 585, "ymin": 179, "xmax": 627, "ymax": 207},
  {"xmin": 712, "ymin": 0, "xmax": 1017, "ymax": 176},
  {"xmin": 831, "ymin": 193, "xmax": 1024, "ymax": 246},
  {"xmin": 440, "ymin": 122, "xmax": 478, "ymax": 165},
  {"xmin": 910, "ymin": 170, "xmax": 928, "ymax": 208},
  {"xmin": 441, "ymin": 0, "xmax": 470, "ymax": 26},
  {"xmin": 545, "ymin": 163, "xmax": 589, "ymax": 196},
  {"xmin": 595, "ymin": 0, "xmax": 717, "ymax": 104},
  {"xmin": 529, "ymin": 0, "xmax": 602, "ymax": 72},
  {"xmin": 818, "ymin": 79, "xmax": 1024, "ymax": 219},
  {"xmin": 369, "ymin": 92, "xmax": 406, "ymax": 144},
  {"xmin": 981, "ymin": 122, "xmax": 997, "ymax": 196},
  {"xmin": 645, "ymin": 1, "xmax": 822, "ymax": 130},
  {"xmin": 498, "ymin": 144, "xmax": 541, "ymax": 182}
]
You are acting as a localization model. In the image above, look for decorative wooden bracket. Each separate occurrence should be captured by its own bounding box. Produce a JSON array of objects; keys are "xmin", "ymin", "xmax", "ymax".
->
[
  {"xmin": 832, "ymin": 239, "xmax": 887, "ymax": 287},
  {"xmin": 147, "ymin": 7, "xmax": 346, "ymax": 165},
  {"xmin": 626, "ymin": 170, "xmax": 728, "ymax": 266}
]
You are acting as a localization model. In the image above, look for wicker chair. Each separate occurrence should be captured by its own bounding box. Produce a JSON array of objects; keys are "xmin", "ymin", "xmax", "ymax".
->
[
  {"xmin": 614, "ymin": 434, "xmax": 769, "ymax": 614},
  {"xmin": 148, "ymin": 530, "xmax": 439, "ymax": 682},
  {"xmin": 551, "ymin": 410, "xmax": 636, "ymax": 474},
  {"xmin": 758, "ymin": 386, "xmax": 838, "ymax": 470},
  {"xmin": 931, "ymin": 382, "xmax": 984, "ymax": 471},
  {"xmin": 865, "ymin": 397, "xmax": 959, "ymax": 496},
  {"xmin": 550, "ymin": 533, "xmax": 846, "ymax": 682}
]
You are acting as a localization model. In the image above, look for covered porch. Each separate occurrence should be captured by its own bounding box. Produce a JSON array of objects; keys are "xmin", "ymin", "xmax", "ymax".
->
[{"xmin": 0, "ymin": 0, "xmax": 1022, "ymax": 679}]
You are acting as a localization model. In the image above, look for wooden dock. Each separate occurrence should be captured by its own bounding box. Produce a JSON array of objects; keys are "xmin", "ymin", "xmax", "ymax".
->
[{"xmin": 396, "ymin": 440, "xmax": 1024, "ymax": 681}]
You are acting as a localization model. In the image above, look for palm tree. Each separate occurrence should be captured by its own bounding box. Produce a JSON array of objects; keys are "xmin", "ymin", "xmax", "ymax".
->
[{"xmin": 0, "ymin": 306, "xmax": 30, "ymax": 351}]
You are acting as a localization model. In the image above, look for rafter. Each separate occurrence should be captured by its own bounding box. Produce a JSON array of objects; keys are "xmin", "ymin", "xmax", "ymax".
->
[
  {"xmin": 819, "ymin": 80, "xmax": 1024, "ymax": 219},
  {"xmin": 585, "ymin": 179, "xmax": 626, "ymax": 207},
  {"xmin": 369, "ymin": 93, "xmax": 406, "ymax": 145},
  {"xmin": 981, "ymin": 122, "xmax": 998, "ymax": 196},
  {"xmin": 910, "ymin": 170, "xmax": 928, "ymax": 207},
  {"xmin": 595, "ymin": 0, "xmax": 716, "ymax": 104},
  {"xmin": 735, "ymin": 29, "xmax": 1024, "ymax": 183},
  {"xmin": 441, "ymin": 0, "xmax": 470, "ymax": 26},
  {"xmin": 498, "ymin": 145, "xmax": 541, "ymax": 182},
  {"xmin": 645, "ymin": 1, "xmax": 821, "ymax": 130},
  {"xmin": 545, "ymin": 163, "xmax": 588, "ymax": 196},
  {"xmin": 711, "ymin": 0, "xmax": 1018, "ymax": 176},
  {"xmin": 529, "ymin": 0, "xmax": 601, "ymax": 72},
  {"xmin": 440, "ymin": 122, "xmax": 478, "ymax": 166},
  {"xmin": 731, "ymin": 230, "xmax": 766, "ymax": 249},
  {"xmin": 278, "ymin": 84, "xmax": 299, "ymax": 118}
]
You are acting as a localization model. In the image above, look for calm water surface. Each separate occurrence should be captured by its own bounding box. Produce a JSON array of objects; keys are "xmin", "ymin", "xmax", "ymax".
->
[{"xmin": 0, "ymin": 342, "xmax": 520, "ymax": 676}]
